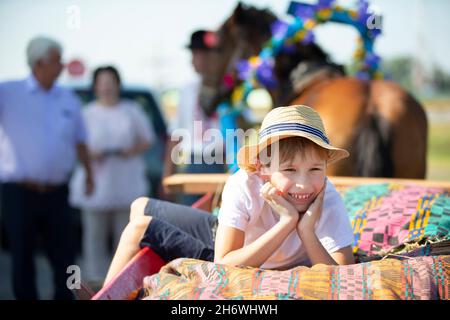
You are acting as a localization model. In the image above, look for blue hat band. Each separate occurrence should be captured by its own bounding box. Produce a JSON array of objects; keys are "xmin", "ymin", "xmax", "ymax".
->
[{"xmin": 259, "ymin": 123, "xmax": 330, "ymax": 144}]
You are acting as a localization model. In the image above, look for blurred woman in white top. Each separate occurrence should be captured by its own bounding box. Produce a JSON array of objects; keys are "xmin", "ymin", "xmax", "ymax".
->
[{"xmin": 69, "ymin": 65, "xmax": 156, "ymax": 286}]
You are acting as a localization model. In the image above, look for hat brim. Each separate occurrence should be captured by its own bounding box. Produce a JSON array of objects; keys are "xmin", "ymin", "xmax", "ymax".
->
[
  {"xmin": 237, "ymin": 132, "xmax": 349, "ymax": 172},
  {"xmin": 185, "ymin": 44, "xmax": 220, "ymax": 51}
]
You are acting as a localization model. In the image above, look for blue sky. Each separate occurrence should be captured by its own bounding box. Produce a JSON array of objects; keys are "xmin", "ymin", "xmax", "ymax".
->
[{"xmin": 0, "ymin": 0, "xmax": 449, "ymax": 90}]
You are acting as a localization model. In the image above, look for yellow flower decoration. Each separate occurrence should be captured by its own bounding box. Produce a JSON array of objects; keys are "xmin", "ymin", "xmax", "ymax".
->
[
  {"xmin": 317, "ymin": 8, "xmax": 332, "ymax": 20},
  {"xmin": 231, "ymin": 86, "xmax": 245, "ymax": 105},
  {"xmin": 353, "ymin": 48, "xmax": 365, "ymax": 59},
  {"xmin": 249, "ymin": 56, "xmax": 261, "ymax": 68},
  {"xmin": 304, "ymin": 19, "xmax": 316, "ymax": 30},
  {"xmin": 348, "ymin": 10, "xmax": 358, "ymax": 19},
  {"xmin": 294, "ymin": 29, "xmax": 306, "ymax": 41}
]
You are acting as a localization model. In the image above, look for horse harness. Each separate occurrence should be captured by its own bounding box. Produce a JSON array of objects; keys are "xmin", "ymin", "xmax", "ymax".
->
[{"xmin": 289, "ymin": 61, "xmax": 345, "ymax": 100}]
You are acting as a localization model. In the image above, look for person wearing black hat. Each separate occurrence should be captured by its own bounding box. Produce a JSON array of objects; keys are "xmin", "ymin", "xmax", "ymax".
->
[
  {"xmin": 187, "ymin": 30, "xmax": 217, "ymax": 50},
  {"xmin": 162, "ymin": 30, "xmax": 225, "ymax": 205},
  {"xmin": 187, "ymin": 30, "xmax": 217, "ymax": 75}
]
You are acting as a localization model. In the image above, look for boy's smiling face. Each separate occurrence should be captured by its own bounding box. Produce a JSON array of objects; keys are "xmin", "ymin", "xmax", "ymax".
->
[{"xmin": 259, "ymin": 141, "xmax": 327, "ymax": 213}]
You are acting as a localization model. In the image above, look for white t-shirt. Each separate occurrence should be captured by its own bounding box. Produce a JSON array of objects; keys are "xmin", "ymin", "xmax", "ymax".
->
[
  {"xmin": 69, "ymin": 99, "xmax": 156, "ymax": 211},
  {"xmin": 218, "ymin": 169, "xmax": 355, "ymax": 269},
  {"xmin": 169, "ymin": 77, "xmax": 221, "ymax": 157}
]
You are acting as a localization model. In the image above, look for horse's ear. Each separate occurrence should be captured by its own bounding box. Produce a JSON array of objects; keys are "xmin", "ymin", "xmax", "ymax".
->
[
  {"xmin": 234, "ymin": 1, "xmax": 247, "ymax": 17},
  {"xmin": 233, "ymin": 1, "xmax": 247, "ymax": 24}
]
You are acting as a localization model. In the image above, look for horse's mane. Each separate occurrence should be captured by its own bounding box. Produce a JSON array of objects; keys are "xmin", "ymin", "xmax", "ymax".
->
[
  {"xmin": 225, "ymin": 3, "xmax": 345, "ymax": 79},
  {"xmin": 275, "ymin": 43, "xmax": 338, "ymax": 79},
  {"xmin": 230, "ymin": 2, "xmax": 277, "ymax": 43}
]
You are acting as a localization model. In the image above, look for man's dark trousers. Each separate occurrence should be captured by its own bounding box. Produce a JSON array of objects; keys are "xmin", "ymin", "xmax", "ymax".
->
[{"xmin": 1, "ymin": 182, "xmax": 75, "ymax": 300}]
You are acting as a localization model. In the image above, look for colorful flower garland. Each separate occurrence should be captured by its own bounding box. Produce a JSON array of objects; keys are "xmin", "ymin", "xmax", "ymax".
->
[{"xmin": 231, "ymin": 0, "xmax": 384, "ymax": 108}]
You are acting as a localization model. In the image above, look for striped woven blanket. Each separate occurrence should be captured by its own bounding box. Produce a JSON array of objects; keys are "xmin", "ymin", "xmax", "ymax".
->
[
  {"xmin": 341, "ymin": 183, "xmax": 450, "ymax": 260},
  {"xmin": 139, "ymin": 182, "xmax": 450, "ymax": 300},
  {"xmin": 141, "ymin": 255, "xmax": 449, "ymax": 300}
]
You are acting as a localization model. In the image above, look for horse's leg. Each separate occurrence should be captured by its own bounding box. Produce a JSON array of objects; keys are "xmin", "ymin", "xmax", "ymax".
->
[{"xmin": 371, "ymin": 81, "xmax": 428, "ymax": 179}]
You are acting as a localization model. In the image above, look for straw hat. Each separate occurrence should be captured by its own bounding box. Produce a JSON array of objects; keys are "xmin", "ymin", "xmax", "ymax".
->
[{"xmin": 237, "ymin": 105, "xmax": 349, "ymax": 172}]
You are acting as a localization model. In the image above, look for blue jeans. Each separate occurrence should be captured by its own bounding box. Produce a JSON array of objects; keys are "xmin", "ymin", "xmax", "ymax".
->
[{"xmin": 139, "ymin": 198, "xmax": 217, "ymax": 262}]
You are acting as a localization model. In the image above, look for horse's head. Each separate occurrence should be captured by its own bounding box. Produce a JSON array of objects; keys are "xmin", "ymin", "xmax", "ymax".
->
[
  {"xmin": 199, "ymin": 2, "xmax": 277, "ymax": 116},
  {"xmin": 200, "ymin": 2, "xmax": 345, "ymax": 115}
]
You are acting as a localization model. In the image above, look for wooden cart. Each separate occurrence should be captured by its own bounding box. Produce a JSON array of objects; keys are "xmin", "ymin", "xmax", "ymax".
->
[{"xmin": 91, "ymin": 174, "xmax": 450, "ymax": 300}]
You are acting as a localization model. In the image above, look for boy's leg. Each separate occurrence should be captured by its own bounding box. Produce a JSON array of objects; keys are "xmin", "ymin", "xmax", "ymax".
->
[
  {"xmin": 144, "ymin": 197, "xmax": 217, "ymax": 247},
  {"xmin": 104, "ymin": 197, "xmax": 217, "ymax": 286},
  {"xmin": 104, "ymin": 197, "xmax": 216, "ymax": 285},
  {"xmin": 104, "ymin": 198, "xmax": 150, "ymax": 285},
  {"xmin": 128, "ymin": 196, "xmax": 216, "ymax": 248},
  {"xmin": 138, "ymin": 197, "xmax": 216, "ymax": 261},
  {"xmin": 129, "ymin": 197, "xmax": 149, "ymax": 221},
  {"xmin": 128, "ymin": 197, "xmax": 216, "ymax": 260},
  {"xmin": 112, "ymin": 209, "xmax": 131, "ymax": 251},
  {"xmin": 139, "ymin": 217, "xmax": 215, "ymax": 262},
  {"xmin": 104, "ymin": 214, "xmax": 152, "ymax": 286}
]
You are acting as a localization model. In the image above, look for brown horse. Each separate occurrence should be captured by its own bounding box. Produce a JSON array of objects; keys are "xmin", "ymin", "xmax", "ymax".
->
[{"xmin": 201, "ymin": 3, "xmax": 427, "ymax": 178}]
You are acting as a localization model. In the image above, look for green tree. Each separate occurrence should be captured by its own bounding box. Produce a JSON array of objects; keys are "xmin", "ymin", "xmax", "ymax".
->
[
  {"xmin": 381, "ymin": 56, "xmax": 414, "ymax": 92},
  {"xmin": 431, "ymin": 65, "xmax": 450, "ymax": 95}
]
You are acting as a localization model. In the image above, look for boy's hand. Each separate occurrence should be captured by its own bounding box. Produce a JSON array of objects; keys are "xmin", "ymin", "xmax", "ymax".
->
[
  {"xmin": 260, "ymin": 182, "xmax": 299, "ymax": 222},
  {"xmin": 297, "ymin": 187, "xmax": 325, "ymax": 235}
]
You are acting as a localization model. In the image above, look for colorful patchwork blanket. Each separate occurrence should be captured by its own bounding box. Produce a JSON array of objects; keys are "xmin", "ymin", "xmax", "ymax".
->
[
  {"xmin": 140, "ymin": 255, "xmax": 450, "ymax": 300},
  {"xmin": 139, "ymin": 183, "xmax": 450, "ymax": 300},
  {"xmin": 341, "ymin": 183, "xmax": 450, "ymax": 260}
]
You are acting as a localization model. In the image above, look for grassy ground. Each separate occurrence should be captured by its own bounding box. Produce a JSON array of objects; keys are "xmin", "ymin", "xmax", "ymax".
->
[
  {"xmin": 424, "ymin": 98, "xmax": 450, "ymax": 181},
  {"xmin": 427, "ymin": 122, "xmax": 450, "ymax": 181}
]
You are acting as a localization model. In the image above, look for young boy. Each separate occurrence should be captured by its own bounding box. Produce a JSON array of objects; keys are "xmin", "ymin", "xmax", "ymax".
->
[{"xmin": 104, "ymin": 105, "xmax": 355, "ymax": 285}]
